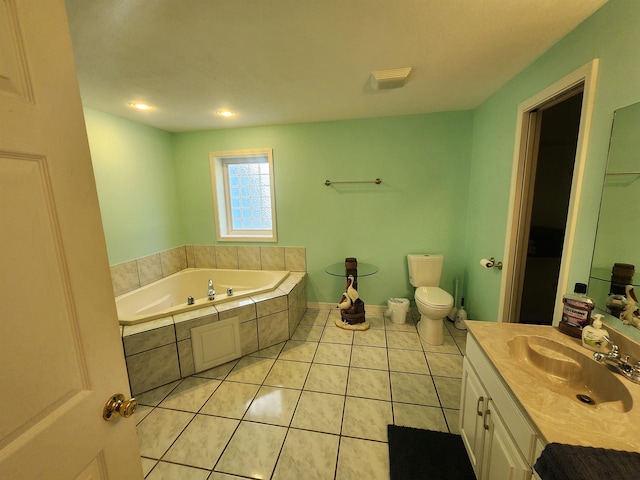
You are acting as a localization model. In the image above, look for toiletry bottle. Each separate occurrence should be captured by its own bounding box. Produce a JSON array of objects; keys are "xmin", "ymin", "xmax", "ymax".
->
[
  {"xmin": 582, "ymin": 314, "xmax": 609, "ymax": 352},
  {"xmin": 558, "ymin": 283, "xmax": 595, "ymax": 338}
]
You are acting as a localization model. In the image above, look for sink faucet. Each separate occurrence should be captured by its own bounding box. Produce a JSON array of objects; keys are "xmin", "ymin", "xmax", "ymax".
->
[
  {"xmin": 593, "ymin": 336, "xmax": 640, "ymax": 384},
  {"xmin": 208, "ymin": 279, "xmax": 215, "ymax": 300}
]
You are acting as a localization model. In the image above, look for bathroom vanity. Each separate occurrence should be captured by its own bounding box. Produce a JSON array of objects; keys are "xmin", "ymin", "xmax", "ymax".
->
[{"xmin": 460, "ymin": 321, "xmax": 640, "ymax": 480}]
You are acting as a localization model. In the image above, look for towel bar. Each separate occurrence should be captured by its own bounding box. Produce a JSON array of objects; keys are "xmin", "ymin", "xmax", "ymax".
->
[{"xmin": 325, "ymin": 178, "xmax": 382, "ymax": 186}]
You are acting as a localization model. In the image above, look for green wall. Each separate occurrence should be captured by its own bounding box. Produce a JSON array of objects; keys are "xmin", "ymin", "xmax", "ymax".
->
[
  {"xmin": 464, "ymin": 0, "xmax": 640, "ymax": 321},
  {"xmin": 85, "ymin": 0, "xmax": 640, "ymax": 317},
  {"xmin": 172, "ymin": 112, "xmax": 474, "ymax": 306},
  {"xmin": 84, "ymin": 108, "xmax": 183, "ymax": 263}
]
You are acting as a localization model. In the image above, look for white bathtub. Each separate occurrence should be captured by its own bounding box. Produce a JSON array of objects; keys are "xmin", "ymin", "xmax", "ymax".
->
[{"xmin": 116, "ymin": 268, "xmax": 289, "ymax": 325}]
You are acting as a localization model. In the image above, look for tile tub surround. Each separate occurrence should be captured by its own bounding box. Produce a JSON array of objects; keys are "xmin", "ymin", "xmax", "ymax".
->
[
  {"xmin": 123, "ymin": 272, "xmax": 306, "ymax": 395},
  {"xmin": 465, "ymin": 321, "xmax": 640, "ymax": 452},
  {"xmin": 111, "ymin": 245, "xmax": 307, "ymax": 297},
  {"xmin": 133, "ymin": 308, "xmax": 466, "ymax": 479}
]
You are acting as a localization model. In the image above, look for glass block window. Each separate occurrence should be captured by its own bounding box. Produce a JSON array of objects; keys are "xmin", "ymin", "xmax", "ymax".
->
[{"xmin": 209, "ymin": 149, "xmax": 277, "ymax": 241}]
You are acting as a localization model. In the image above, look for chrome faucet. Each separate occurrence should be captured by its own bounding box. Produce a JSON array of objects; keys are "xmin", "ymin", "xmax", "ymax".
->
[
  {"xmin": 208, "ymin": 279, "xmax": 215, "ymax": 300},
  {"xmin": 593, "ymin": 336, "xmax": 640, "ymax": 384}
]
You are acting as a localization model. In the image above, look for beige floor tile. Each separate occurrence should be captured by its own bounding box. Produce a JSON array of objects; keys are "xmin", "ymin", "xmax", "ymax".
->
[
  {"xmin": 158, "ymin": 376, "xmax": 221, "ymax": 412},
  {"xmin": 427, "ymin": 352, "xmax": 464, "ymax": 378},
  {"xmin": 200, "ymin": 381, "xmax": 259, "ymax": 418},
  {"xmin": 133, "ymin": 404, "xmax": 153, "ymax": 425},
  {"xmin": 421, "ymin": 334, "xmax": 462, "ymax": 354},
  {"xmin": 215, "ymin": 421, "xmax": 287, "ymax": 478},
  {"xmin": 314, "ymin": 342, "xmax": 352, "ymax": 366},
  {"xmin": 140, "ymin": 457, "xmax": 157, "ymax": 477},
  {"xmin": 248, "ymin": 341, "xmax": 286, "ymax": 359},
  {"xmin": 385, "ymin": 316, "xmax": 418, "ymax": 332},
  {"xmin": 350, "ymin": 345, "xmax": 389, "ymax": 370},
  {"xmin": 136, "ymin": 408, "xmax": 194, "ymax": 459},
  {"xmin": 347, "ymin": 367, "xmax": 391, "ymax": 401},
  {"xmin": 388, "ymin": 349, "xmax": 430, "ymax": 374},
  {"xmin": 278, "ymin": 340, "xmax": 318, "ymax": 362},
  {"xmin": 244, "ymin": 386, "xmax": 301, "ymax": 426},
  {"xmin": 291, "ymin": 324, "xmax": 325, "ymax": 341},
  {"xmin": 386, "ymin": 330, "xmax": 422, "ymax": 350},
  {"xmin": 342, "ymin": 396, "xmax": 392, "ymax": 442},
  {"xmin": 209, "ymin": 473, "xmax": 248, "ymax": 480},
  {"xmin": 194, "ymin": 359, "xmax": 239, "ymax": 380},
  {"xmin": 291, "ymin": 391, "xmax": 345, "ymax": 434},
  {"xmin": 321, "ymin": 325, "xmax": 354, "ymax": 344},
  {"xmin": 367, "ymin": 314, "xmax": 386, "ymax": 330},
  {"xmin": 136, "ymin": 380, "xmax": 180, "ymax": 406},
  {"xmin": 353, "ymin": 329, "xmax": 386, "ymax": 347},
  {"xmin": 300, "ymin": 309, "xmax": 330, "ymax": 326},
  {"xmin": 390, "ymin": 371, "xmax": 440, "ymax": 406},
  {"xmin": 304, "ymin": 363, "xmax": 349, "ymax": 395},
  {"xmin": 393, "ymin": 403, "xmax": 448, "ymax": 432},
  {"xmin": 336, "ymin": 437, "xmax": 390, "ymax": 480},
  {"xmin": 434, "ymin": 375, "xmax": 463, "ymax": 409},
  {"xmin": 272, "ymin": 429, "xmax": 340, "ymax": 480},
  {"xmin": 146, "ymin": 461, "xmax": 210, "ymax": 480},
  {"xmin": 225, "ymin": 356, "xmax": 275, "ymax": 384},
  {"xmin": 163, "ymin": 414, "xmax": 238, "ymax": 469},
  {"xmin": 444, "ymin": 408, "xmax": 461, "ymax": 434},
  {"xmin": 264, "ymin": 359, "xmax": 311, "ymax": 389}
]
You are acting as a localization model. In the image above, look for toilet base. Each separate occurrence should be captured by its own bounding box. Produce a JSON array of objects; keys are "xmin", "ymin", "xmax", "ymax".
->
[{"xmin": 417, "ymin": 315, "xmax": 444, "ymax": 345}]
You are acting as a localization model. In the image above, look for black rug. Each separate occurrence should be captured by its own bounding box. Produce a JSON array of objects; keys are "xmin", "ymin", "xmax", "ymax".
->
[{"xmin": 387, "ymin": 425, "xmax": 476, "ymax": 480}]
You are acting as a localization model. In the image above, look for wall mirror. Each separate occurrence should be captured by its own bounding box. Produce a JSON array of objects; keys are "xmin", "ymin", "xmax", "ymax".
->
[{"xmin": 589, "ymin": 101, "xmax": 640, "ymax": 342}]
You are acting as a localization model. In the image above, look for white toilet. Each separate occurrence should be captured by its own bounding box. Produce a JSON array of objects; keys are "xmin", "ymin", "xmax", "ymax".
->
[{"xmin": 408, "ymin": 254, "xmax": 454, "ymax": 345}]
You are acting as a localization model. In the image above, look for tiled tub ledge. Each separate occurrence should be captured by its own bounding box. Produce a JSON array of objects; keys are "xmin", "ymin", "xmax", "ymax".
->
[{"xmin": 121, "ymin": 272, "xmax": 307, "ymax": 395}]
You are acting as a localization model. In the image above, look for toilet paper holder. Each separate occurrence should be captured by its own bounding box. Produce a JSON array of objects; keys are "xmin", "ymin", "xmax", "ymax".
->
[{"xmin": 480, "ymin": 257, "xmax": 503, "ymax": 270}]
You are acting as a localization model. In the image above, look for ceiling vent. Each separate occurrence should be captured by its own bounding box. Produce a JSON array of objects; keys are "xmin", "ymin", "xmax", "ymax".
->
[{"xmin": 370, "ymin": 67, "xmax": 412, "ymax": 90}]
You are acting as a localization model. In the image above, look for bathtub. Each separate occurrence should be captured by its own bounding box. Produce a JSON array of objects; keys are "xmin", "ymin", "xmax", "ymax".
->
[{"xmin": 116, "ymin": 268, "xmax": 289, "ymax": 325}]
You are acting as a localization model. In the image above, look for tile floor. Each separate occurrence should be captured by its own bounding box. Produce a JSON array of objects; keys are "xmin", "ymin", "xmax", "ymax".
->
[{"xmin": 134, "ymin": 307, "xmax": 467, "ymax": 480}]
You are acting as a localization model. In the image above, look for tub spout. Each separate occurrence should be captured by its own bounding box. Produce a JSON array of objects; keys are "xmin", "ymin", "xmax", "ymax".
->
[{"xmin": 208, "ymin": 279, "xmax": 215, "ymax": 300}]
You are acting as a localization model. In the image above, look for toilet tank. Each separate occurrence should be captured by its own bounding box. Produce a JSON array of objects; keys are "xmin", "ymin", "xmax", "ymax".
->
[{"xmin": 408, "ymin": 254, "xmax": 444, "ymax": 287}]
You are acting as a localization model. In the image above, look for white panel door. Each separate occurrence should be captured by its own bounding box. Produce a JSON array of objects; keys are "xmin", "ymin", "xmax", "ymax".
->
[{"xmin": 0, "ymin": 1, "xmax": 142, "ymax": 478}]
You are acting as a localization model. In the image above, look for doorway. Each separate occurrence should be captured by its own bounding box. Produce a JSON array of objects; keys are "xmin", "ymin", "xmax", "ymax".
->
[
  {"xmin": 517, "ymin": 90, "xmax": 584, "ymax": 324},
  {"xmin": 499, "ymin": 60, "xmax": 599, "ymax": 326}
]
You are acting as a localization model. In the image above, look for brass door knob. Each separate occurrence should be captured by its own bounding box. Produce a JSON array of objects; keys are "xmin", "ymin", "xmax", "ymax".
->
[{"xmin": 103, "ymin": 393, "xmax": 138, "ymax": 421}]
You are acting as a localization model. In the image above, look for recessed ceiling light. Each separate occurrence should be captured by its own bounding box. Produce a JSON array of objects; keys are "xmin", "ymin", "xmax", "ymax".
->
[
  {"xmin": 217, "ymin": 110, "xmax": 236, "ymax": 117},
  {"xmin": 128, "ymin": 102, "xmax": 153, "ymax": 111}
]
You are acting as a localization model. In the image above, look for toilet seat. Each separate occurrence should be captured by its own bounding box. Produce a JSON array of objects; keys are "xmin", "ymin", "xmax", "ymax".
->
[{"xmin": 415, "ymin": 287, "xmax": 453, "ymax": 309}]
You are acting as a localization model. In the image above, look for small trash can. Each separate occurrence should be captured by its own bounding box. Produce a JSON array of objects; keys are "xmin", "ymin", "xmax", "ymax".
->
[{"xmin": 386, "ymin": 297, "xmax": 410, "ymax": 324}]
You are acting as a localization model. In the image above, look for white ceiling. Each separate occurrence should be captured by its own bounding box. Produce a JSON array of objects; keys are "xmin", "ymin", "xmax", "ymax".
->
[{"xmin": 64, "ymin": 0, "xmax": 608, "ymax": 133}]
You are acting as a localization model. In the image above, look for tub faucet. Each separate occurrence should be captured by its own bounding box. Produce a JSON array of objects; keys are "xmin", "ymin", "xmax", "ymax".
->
[
  {"xmin": 208, "ymin": 279, "xmax": 215, "ymax": 300},
  {"xmin": 593, "ymin": 336, "xmax": 640, "ymax": 384}
]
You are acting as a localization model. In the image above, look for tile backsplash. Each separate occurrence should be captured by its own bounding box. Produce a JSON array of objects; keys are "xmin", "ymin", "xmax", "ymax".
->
[{"xmin": 111, "ymin": 245, "xmax": 306, "ymax": 297}]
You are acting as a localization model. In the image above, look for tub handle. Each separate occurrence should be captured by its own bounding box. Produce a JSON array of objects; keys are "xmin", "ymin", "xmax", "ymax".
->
[{"xmin": 187, "ymin": 296, "xmax": 194, "ymax": 305}]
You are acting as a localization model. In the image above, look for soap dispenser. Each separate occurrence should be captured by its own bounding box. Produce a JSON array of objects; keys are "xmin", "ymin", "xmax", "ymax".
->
[{"xmin": 581, "ymin": 314, "xmax": 609, "ymax": 353}]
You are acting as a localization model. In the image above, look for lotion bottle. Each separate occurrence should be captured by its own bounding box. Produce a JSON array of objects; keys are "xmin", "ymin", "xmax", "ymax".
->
[{"xmin": 581, "ymin": 314, "xmax": 609, "ymax": 353}]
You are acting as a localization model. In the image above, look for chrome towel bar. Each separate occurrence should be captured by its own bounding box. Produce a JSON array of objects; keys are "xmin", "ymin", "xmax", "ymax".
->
[{"xmin": 325, "ymin": 178, "xmax": 382, "ymax": 186}]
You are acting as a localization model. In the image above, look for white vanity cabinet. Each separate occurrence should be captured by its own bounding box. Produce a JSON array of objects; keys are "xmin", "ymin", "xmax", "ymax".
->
[{"xmin": 460, "ymin": 334, "xmax": 543, "ymax": 480}]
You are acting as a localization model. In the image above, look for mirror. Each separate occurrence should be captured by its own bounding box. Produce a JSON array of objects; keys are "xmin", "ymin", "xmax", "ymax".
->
[{"xmin": 589, "ymin": 101, "xmax": 640, "ymax": 343}]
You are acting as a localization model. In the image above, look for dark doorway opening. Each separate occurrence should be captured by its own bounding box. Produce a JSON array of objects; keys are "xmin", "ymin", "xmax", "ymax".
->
[{"xmin": 517, "ymin": 89, "xmax": 584, "ymax": 325}]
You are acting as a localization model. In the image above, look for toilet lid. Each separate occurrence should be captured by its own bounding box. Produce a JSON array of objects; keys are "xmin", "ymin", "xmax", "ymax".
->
[{"xmin": 415, "ymin": 287, "xmax": 453, "ymax": 307}]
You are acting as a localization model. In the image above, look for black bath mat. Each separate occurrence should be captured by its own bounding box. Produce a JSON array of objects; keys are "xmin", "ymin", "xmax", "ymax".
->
[{"xmin": 387, "ymin": 425, "xmax": 475, "ymax": 480}]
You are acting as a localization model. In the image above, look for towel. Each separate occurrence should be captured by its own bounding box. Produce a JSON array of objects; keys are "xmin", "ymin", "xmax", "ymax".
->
[{"xmin": 534, "ymin": 443, "xmax": 640, "ymax": 480}]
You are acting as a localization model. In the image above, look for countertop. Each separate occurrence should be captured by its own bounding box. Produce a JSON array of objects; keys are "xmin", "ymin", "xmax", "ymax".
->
[{"xmin": 465, "ymin": 321, "xmax": 640, "ymax": 452}]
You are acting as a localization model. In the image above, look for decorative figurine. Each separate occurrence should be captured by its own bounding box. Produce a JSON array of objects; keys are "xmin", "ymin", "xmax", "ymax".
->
[
  {"xmin": 620, "ymin": 285, "xmax": 640, "ymax": 329},
  {"xmin": 335, "ymin": 259, "xmax": 369, "ymax": 330}
]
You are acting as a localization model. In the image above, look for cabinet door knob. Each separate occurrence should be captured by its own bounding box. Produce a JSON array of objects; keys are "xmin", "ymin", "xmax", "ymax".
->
[
  {"xmin": 483, "ymin": 409, "xmax": 491, "ymax": 430},
  {"xmin": 476, "ymin": 396, "xmax": 484, "ymax": 416}
]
